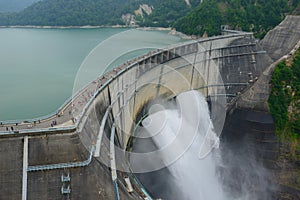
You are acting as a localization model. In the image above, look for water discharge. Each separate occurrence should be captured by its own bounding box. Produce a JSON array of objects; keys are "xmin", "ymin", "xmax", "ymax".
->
[
  {"xmin": 141, "ymin": 90, "xmax": 225, "ymax": 200},
  {"xmin": 133, "ymin": 90, "xmax": 274, "ymax": 199}
]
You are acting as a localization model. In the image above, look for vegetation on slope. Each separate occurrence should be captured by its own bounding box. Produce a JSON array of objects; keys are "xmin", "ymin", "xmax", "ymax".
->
[
  {"xmin": 0, "ymin": 0, "xmax": 200, "ymax": 26},
  {"xmin": 269, "ymin": 49, "xmax": 300, "ymax": 138},
  {"xmin": 173, "ymin": 0, "xmax": 300, "ymax": 38},
  {"xmin": 138, "ymin": 0, "xmax": 200, "ymax": 27},
  {"xmin": 1, "ymin": 0, "xmax": 299, "ymax": 38},
  {"xmin": 0, "ymin": 0, "xmax": 129, "ymax": 26},
  {"xmin": 0, "ymin": 0, "xmax": 39, "ymax": 12},
  {"xmin": 269, "ymin": 49, "xmax": 300, "ymax": 189}
]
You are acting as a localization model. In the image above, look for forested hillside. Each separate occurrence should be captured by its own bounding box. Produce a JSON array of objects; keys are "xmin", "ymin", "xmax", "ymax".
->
[
  {"xmin": 0, "ymin": 0, "xmax": 39, "ymax": 12},
  {"xmin": 0, "ymin": 0, "xmax": 200, "ymax": 26},
  {"xmin": 173, "ymin": 0, "xmax": 300, "ymax": 38},
  {"xmin": 0, "ymin": 0, "xmax": 299, "ymax": 39},
  {"xmin": 269, "ymin": 49, "xmax": 300, "ymax": 137},
  {"xmin": 138, "ymin": 0, "xmax": 200, "ymax": 27},
  {"xmin": 0, "ymin": 0, "xmax": 128, "ymax": 26},
  {"xmin": 269, "ymin": 49, "xmax": 300, "ymax": 189}
]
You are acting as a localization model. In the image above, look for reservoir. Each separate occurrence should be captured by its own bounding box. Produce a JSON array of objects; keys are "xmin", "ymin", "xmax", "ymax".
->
[{"xmin": 0, "ymin": 28, "xmax": 184, "ymax": 121}]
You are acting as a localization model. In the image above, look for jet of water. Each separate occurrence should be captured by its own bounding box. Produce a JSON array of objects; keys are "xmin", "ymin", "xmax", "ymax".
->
[{"xmin": 142, "ymin": 90, "xmax": 224, "ymax": 200}]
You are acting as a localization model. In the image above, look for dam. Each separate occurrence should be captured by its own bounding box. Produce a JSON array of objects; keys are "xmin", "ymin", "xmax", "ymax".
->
[{"xmin": 0, "ymin": 18, "xmax": 300, "ymax": 199}]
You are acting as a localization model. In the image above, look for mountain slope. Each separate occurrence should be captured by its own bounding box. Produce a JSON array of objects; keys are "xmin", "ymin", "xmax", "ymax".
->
[
  {"xmin": 1, "ymin": 0, "xmax": 298, "ymax": 39},
  {"xmin": 0, "ymin": 0, "xmax": 39, "ymax": 12},
  {"xmin": 173, "ymin": 0, "xmax": 300, "ymax": 38},
  {"xmin": 0, "ymin": 0, "xmax": 200, "ymax": 26},
  {"xmin": 138, "ymin": 0, "xmax": 200, "ymax": 27},
  {"xmin": 11, "ymin": 0, "xmax": 128, "ymax": 26}
]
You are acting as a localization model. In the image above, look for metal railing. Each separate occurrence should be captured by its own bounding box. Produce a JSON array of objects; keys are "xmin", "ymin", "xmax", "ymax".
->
[
  {"xmin": 27, "ymin": 146, "xmax": 94, "ymax": 172},
  {"xmin": 0, "ymin": 32, "xmax": 256, "ymax": 136},
  {"xmin": 0, "ymin": 30, "xmax": 265, "ymax": 200},
  {"xmin": 0, "ymin": 32, "xmax": 250, "ymax": 124},
  {"xmin": 6, "ymin": 31, "xmax": 259, "ymax": 200},
  {"xmin": 99, "ymin": 32, "xmax": 258, "ymax": 200}
]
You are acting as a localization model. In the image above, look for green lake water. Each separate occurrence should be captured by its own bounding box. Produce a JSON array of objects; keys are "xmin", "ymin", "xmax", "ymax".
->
[{"xmin": 0, "ymin": 28, "xmax": 184, "ymax": 121}]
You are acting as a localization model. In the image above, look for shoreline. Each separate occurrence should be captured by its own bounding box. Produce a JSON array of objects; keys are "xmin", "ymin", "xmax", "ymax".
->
[
  {"xmin": 0, "ymin": 24, "xmax": 131, "ymax": 29},
  {"xmin": 137, "ymin": 27, "xmax": 197, "ymax": 40},
  {"xmin": 0, "ymin": 25, "xmax": 196, "ymax": 40}
]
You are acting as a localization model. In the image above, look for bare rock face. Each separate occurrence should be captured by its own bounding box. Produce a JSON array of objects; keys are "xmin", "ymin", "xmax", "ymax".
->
[
  {"xmin": 260, "ymin": 15, "xmax": 300, "ymax": 61},
  {"xmin": 134, "ymin": 4, "xmax": 153, "ymax": 17},
  {"xmin": 121, "ymin": 13, "xmax": 136, "ymax": 26},
  {"xmin": 184, "ymin": 0, "xmax": 191, "ymax": 6}
]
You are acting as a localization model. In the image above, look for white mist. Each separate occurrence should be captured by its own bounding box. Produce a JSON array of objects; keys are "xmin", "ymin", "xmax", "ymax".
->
[{"xmin": 142, "ymin": 90, "xmax": 225, "ymax": 200}]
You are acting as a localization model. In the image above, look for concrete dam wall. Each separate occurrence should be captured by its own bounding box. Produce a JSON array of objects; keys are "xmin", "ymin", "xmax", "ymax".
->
[
  {"xmin": 79, "ymin": 33, "xmax": 270, "ymax": 154},
  {"xmin": 68, "ymin": 32, "xmax": 272, "ymax": 199},
  {"xmin": 0, "ymin": 32, "xmax": 274, "ymax": 200},
  {"xmin": 260, "ymin": 15, "xmax": 300, "ymax": 61}
]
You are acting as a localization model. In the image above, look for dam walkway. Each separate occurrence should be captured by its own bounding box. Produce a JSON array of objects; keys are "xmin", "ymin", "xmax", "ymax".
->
[
  {"xmin": 0, "ymin": 31, "xmax": 261, "ymax": 137},
  {"xmin": 0, "ymin": 28, "xmax": 290, "ymax": 200}
]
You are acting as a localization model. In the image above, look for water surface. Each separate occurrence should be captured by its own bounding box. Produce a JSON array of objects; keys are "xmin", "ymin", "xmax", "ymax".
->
[{"xmin": 0, "ymin": 28, "xmax": 184, "ymax": 120}]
